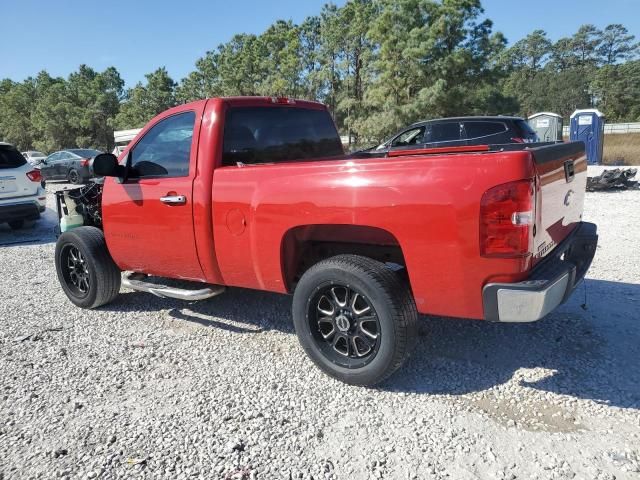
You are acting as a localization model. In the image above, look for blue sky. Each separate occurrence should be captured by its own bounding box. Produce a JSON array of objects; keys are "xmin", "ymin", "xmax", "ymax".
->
[{"xmin": 1, "ymin": 0, "xmax": 638, "ymax": 88}]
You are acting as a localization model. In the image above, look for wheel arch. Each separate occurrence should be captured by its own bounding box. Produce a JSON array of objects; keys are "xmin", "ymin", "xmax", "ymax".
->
[{"xmin": 280, "ymin": 224, "xmax": 409, "ymax": 293}]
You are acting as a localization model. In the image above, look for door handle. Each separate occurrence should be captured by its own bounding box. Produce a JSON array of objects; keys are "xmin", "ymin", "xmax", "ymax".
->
[{"xmin": 160, "ymin": 195, "xmax": 186, "ymax": 205}]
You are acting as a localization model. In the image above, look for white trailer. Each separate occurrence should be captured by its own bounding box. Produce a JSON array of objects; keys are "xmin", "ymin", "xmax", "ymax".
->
[{"xmin": 113, "ymin": 128, "xmax": 141, "ymax": 155}]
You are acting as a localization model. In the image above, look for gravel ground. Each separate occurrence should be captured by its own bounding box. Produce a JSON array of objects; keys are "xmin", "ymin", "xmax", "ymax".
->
[{"xmin": 1, "ymin": 181, "xmax": 639, "ymax": 480}]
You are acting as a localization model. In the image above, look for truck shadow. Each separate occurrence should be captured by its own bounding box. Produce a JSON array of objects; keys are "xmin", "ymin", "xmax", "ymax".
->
[
  {"xmin": 107, "ymin": 278, "xmax": 639, "ymax": 410},
  {"xmin": 108, "ymin": 287, "xmax": 294, "ymax": 335},
  {"xmin": 385, "ymin": 278, "xmax": 640, "ymax": 410},
  {"xmin": 0, "ymin": 208, "xmax": 58, "ymax": 247}
]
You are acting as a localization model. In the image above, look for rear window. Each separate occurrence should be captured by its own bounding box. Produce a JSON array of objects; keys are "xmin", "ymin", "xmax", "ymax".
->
[
  {"xmin": 69, "ymin": 149, "xmax": 101, "ymax": 158},
  {"xmin": 514, "ymin": 120, "xmax": 538, "ymax": 140},
  {"xmin": 222, "ymin": 107, "xmax": 343, "ymax": 166},
  {"xmin": 464, "ymin": 121, "xmax": 507, "ymax": 139},
  {"xmin": 0, "ymin": 147, "xmax": 27, "ymax": 169}
]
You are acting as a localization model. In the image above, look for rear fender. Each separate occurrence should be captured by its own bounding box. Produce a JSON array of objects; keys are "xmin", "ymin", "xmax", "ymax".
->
[{"xmin": 280, "ymin": 224, "xmax": 406, "ymax": 292}]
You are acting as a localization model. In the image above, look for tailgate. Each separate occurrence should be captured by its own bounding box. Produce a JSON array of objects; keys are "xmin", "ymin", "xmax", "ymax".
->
[
  {"xmin": 0, "ymin": 165, "xmax": 39, "ymax": 200},
  {"xmin": 531, "ymin": 142, "xmax": 587, "ymax": 265}
]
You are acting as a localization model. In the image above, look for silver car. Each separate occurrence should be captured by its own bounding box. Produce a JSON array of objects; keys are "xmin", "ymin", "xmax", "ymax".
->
[{"xmin": 21, "ymin": 150, "xmax": 47, "ymax": 166}]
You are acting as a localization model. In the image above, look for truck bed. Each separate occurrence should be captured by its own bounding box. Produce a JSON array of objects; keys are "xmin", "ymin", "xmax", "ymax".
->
[{"xmin": 210, "ymin": 142, "xmax": 586, "ymax": 319}]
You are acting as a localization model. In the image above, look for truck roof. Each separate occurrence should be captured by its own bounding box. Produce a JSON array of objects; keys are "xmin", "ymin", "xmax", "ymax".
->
[
  {"xmin": 154, "ymin": 97, "xmax": 328, "ymax": 124},
  {"xmin": 407, "ymin": 115, "xmax": 525, "ymax": 128},
  {"xmin": 218, "ymin": 96, "xmax": 327, "ymax": 110}
]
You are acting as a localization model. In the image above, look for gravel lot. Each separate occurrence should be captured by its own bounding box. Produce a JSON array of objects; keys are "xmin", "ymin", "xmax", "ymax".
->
[{"xmin": 1, "ymin": 180, "xmax": 639, "ymax": 479}]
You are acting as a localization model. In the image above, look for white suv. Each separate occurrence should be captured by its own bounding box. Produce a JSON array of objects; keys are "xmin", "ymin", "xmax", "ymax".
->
[{"xmin": 0, "ymin": 143, "xmax": 47, "ymax": 229}]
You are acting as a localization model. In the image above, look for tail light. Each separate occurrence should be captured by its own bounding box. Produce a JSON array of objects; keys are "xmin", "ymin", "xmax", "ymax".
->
[
  {"xmin": 80, "ymin": 158, "xmax": 90, "ymax": 167},
  {"xmin": 480, "ymin": 179, "xmax": 535, "ymax": 257},
  {"xmin": 510, "ymin": 137, "xmax": 524, "ymax": 143},
  {"xmin": 26, "ymin": 170, "xmax": 42, "ymax": 182}
]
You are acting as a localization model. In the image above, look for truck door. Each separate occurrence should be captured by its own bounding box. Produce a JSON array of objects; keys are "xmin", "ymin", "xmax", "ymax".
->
[{"xmin": 102, "ymin": 109, "xmax": 205, "ymax": 281}]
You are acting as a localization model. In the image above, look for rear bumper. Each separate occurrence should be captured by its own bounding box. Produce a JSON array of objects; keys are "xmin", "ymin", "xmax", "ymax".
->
[
  {"xmin": 0, "ymin": 189, "xmax": 47, "ymax": 223},
  {"xmin": 0, "ymin": 201, "xmax": 43, "ymax": 222},
  {"xmin": 79, "ymin": 165, "xmax": 93, "ymax": 179},
  {"xmin": 483, "ymin": 222, "xmax": 598, "ymax": 322}
]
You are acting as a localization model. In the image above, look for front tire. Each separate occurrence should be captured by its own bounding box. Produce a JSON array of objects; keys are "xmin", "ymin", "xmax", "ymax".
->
[
  {"xmin": 292, "ymin": 255, "xmax": 418, "ymax": 386},
  {"xmin": 55, "ymin": 227, "xmax": 121, "ymax": 308}
]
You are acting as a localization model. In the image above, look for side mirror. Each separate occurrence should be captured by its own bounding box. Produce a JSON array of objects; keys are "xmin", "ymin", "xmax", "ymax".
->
[{"xmin": 93, "ymin": 153, "xmax": 124, "ymax": 177}]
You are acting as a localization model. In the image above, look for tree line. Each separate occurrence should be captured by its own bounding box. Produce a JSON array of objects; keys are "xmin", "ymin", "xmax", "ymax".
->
[{"xmin": 1, "ymin": 0, "xmax": 638, "ymax": 153}]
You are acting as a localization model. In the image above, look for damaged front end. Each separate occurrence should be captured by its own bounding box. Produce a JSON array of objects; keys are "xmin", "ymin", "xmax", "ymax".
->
[{"xmin": 55, "ymin": 180, "xmax": 104, "ymax": 235}]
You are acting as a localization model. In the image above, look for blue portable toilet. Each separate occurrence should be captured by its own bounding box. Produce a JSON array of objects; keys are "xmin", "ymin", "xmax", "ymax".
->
[{"xmin": 570, "ymin": 109, "xmax": 605, "ymax": 165}]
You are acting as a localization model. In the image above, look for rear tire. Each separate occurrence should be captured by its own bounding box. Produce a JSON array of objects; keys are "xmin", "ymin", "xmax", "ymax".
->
[
  {"xmin": 67, "ymin": 169, "xmax": 81, "ymax": 184},
  {"xmin": 292, "ymin": 254, "xmax": 418, "ymax": 386},
  {"xmin": 8, "ymin": 219, "xmax": 25, "ymax": 230},
  {"xmin": 55, "ymin": 227, "xmax": 121, "ymax": 308}
]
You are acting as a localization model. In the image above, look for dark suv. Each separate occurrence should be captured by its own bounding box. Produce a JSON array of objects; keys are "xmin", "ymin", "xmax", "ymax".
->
[{"xmin": 371, "ymin": 116, "xmax": 539, "ymax": 153}]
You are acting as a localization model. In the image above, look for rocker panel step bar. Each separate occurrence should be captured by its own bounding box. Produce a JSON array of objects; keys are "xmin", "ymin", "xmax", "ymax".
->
[{"xmin": 122, "ymin": 273, "xmax": 225, "ymax": 301}]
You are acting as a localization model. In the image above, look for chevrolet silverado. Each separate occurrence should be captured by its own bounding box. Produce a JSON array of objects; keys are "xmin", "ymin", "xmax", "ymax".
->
[{"xmin": 53, "ymin": 97, "xmax": 597, "ymax": 385}]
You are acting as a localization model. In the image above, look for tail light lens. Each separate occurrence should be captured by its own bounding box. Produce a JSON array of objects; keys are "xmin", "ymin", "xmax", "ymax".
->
[
  {"xmin": 26, "ymin": 170, "xmax": 42, "ymax": 182},
  {"xmin": 480, "ymin": 179, "xmax": 535, "ymax": 257},
  {"xmin": 80, "ymin": 158, "xmax": 90, "ymax": 167},
  {"xmin": 510, "ymin": 137, "xmax": 524, "ymax": 143}
]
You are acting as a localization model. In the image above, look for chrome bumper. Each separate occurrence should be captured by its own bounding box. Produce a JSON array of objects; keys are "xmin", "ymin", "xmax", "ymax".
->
[{"xmin": 483, "ymin": 222, "xmax": 598, "ymax": 322}]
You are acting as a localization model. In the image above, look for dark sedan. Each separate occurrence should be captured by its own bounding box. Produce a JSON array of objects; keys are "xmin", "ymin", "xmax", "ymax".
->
[
  {"xmin": 370, "ymin": 116, "xmax": 540, "ymax": 153},
  {"xmin": 39, "ymin": 149, "xmax": 102, "ymax": 184}
]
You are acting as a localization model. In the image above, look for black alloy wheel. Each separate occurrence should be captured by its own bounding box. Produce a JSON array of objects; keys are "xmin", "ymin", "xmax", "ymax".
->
[
  {"xmin": 68, "ymin": 169, "xmax": 80, "ymax": 184},
  {"xmin": 60, "ymin": 244, "xmax": 90, "ymax": 297},
  {"xmin": 292, "ymin": 254, "xmax": 418, "ymax": 386},
  {"xmin": 310, "ymin": 284, "xmax": 381, "ymax": 368},
  {"xmin": 55, "ymin": 227, "xmax": 121, "ymax": 308}
]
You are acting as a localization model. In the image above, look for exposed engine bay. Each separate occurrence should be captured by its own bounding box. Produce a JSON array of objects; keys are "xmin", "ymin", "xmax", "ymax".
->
[{"xmin": 55, "ymin": 180, "xmax": 104, "ymax": 233}]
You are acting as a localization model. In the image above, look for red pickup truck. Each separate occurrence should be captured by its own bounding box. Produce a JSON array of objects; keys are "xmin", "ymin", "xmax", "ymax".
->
[{"xmin": 54, "ymin": 97, "xmax": 597, "ymax": 385}]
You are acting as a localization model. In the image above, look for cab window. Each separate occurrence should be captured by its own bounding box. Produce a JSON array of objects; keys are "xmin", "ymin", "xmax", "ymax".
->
[
  {"xmin": 222, "ymin": 107, "xmax": 343, "ymax": 166},
  {"xmin": 391, "ymin": 127, "xmax": 425, "ymax": 147},
  {"xmin": 130, "ymin": 112, "xmax": 195, "ymax": 177}
]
